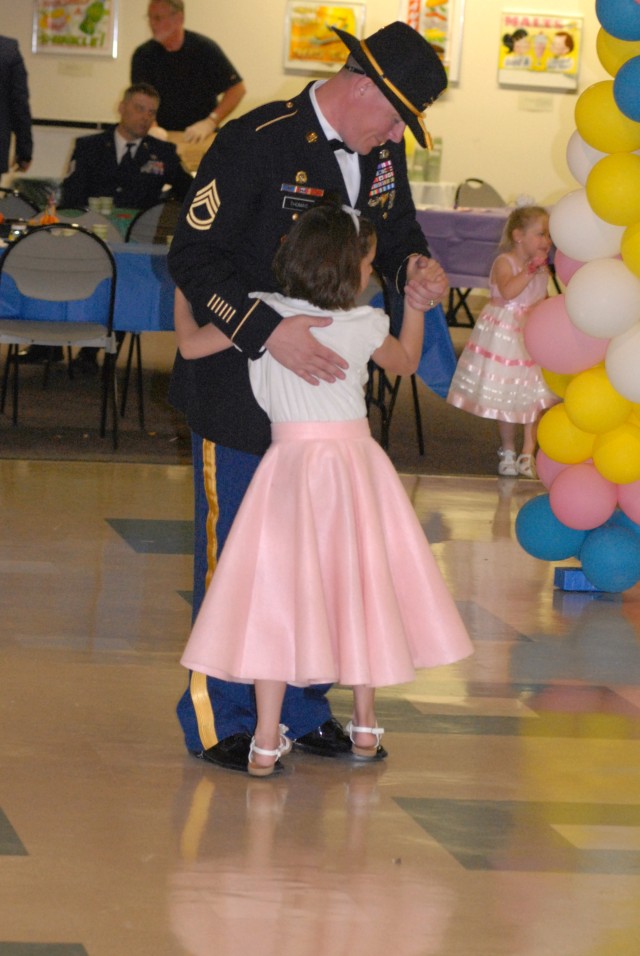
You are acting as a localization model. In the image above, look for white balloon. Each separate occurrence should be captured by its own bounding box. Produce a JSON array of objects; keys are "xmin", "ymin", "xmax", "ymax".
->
[
  {"xmin": 549, "ymin": 189, "xmax": 626, "ymax": 261},
  {"xmin": 606, "ymin": 323, "xmax": 640, "ymax": 402},
  {"xmin": 565, "ymin": 133, "xmax": 640, "ymax": 187},
  {"xmin": 566, "ymin": 131, "xmax": 607, "ymax": 186},
  {"xmin": 565, "ymin": 258, "xmax": 640, "ymax": 337}
]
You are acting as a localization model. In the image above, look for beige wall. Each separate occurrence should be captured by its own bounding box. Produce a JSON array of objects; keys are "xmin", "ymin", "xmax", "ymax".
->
[{"xmin": 1, "ymin": 0, "xmax": 602, "ymax": 203}]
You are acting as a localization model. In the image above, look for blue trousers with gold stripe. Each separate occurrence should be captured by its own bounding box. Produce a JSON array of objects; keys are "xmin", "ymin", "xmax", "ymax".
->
[{"xmin": 176, "ymin": 433, "xmax": 333, "ymax": 750}]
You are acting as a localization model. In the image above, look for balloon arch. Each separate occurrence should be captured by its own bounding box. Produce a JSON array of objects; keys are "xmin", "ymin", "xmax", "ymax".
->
[{"xmin": 515, "ymin": 0, "xmax": 640, "ymax": 592}]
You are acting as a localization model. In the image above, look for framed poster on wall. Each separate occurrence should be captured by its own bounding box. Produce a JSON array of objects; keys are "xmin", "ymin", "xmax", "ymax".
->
[
  {"xmin": 399, "ymin": 0, "xmax": 466, "ymax": 83},
  {"xmin": 32, "ymin": 0, "xmax": 119, "ymax": 57},
  {"xmin": 283, "ymin": 2, "xmax": 366, "ymax": 73},
  {"xmin": 498, "ymin": 12, "xmax": 583, "ymax": 91}
]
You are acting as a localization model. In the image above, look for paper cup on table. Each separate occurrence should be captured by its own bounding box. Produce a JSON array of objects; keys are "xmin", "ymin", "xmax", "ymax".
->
[
  {"xmin": 99, "ymin": 196, "xmax": 113, "ymax": 215},
  {"xmin": 92, "ymin": 223, "xmax": 109, "ymax": 241},
  {"xmin": 88, "ymin": 197, "xmax": 101, "ymax": 212}
]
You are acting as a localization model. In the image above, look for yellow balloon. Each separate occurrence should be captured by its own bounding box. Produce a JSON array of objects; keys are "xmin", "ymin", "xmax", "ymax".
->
[
  {"xmin": 593, "ymin": 422, "xmax": 640, "ymax": 483},
  {"xmin": 541, "ymin": 368, "xmax": 573, "ymax": 398},
  {"xmin": 564, "ymin": 366, "xmax": 632, "ymax": 433},
  {"xmin": 586, "ymin": 153, "xmax": 640, "ymax": 226},
  {"xmin": 630, "ymin": 405, "xmax": 640, "ymax": 426},
  {"xmin": 621, "ymin": 222, "xmax": 640, "ymax": 278},
  {"xmin": 575, "ymin": 82, "xmax": 640, "ymax": 153},
  {"xmin": 596, "ymin": 28, "xmax": 640, "ymax": 77},
  {"xmin": 537, "ymin": 403, "xmax": 595, "ymax": 463}
]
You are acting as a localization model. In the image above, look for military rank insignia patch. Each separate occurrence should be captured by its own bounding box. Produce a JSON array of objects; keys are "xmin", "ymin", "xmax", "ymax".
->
[{"xmin": 186, "ymin": 178, "xmax": 221, "ymax": 231}]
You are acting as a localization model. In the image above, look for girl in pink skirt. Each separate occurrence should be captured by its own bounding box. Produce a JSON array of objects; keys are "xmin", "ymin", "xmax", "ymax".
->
[{"xmin": 175, "ymin": 203, "xmax": 473, "ymax": 776}]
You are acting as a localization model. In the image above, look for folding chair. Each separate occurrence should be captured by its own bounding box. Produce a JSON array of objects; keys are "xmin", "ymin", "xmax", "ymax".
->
[
  {"xmin": 47, "ymin": 208, "xmax": 122, "ymax": 244},
  {"xmin": 454, "ymin": 178, "xmax": 506, "ymax": 210},
  {"xmin": 0, "ymin": 187, "xmax": 39, "ymax": 221},
  {"xmin": 366, "ymin": 286, "xmax": 425, "ymax": 456},
  {"xmin": 450, "ymin": 178, "xmax": 506, "ymax": 327},
  {"xmin": 0, "ymin": 223, "xmax": 119, "ymax": 448},
  {"xmin": 125, "ymin": 197, "xmax": 182, "ymax": 244},
  {"xmin": 118, "ymin": 197, "xmax": 182, "ymax": 429}
]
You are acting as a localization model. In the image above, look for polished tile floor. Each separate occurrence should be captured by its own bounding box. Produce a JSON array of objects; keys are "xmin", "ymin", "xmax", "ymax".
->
[{"xmin": 2, "ymin": 459, "xmax": 640, "ymax": 955}]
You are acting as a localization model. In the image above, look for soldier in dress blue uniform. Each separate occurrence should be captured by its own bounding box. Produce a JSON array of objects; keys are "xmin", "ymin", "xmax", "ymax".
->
[
  {"xmin": 61, "ymin": 83, "xmax": 192, "ymax": 210},
  {"xmin": 168, "ymin": 21, "xmax": 449, "ymax": 773},
  {"xmin": 0, "ymin": 34, "xmax": 32, "ymax": 179}
]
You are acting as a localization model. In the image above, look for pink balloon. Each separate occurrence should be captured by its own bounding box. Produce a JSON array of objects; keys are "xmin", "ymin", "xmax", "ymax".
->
[
  {"xmin": 549, "ymin": 462, "xmax": 618, "ymax": 530},
  {"xmin": 536, "ymin": 449, "xmax": 570, "ymax": 489},
  {"xmin": 618, "ymin": 479, "xmax": 640, "ymax": 523},
  {"xmin": 524, "ymin": 296, "xmax": 609, "ymax": 374},
  {"xmin": 554, "ymin": 249, "xmax": 585, "ymax": 285}
]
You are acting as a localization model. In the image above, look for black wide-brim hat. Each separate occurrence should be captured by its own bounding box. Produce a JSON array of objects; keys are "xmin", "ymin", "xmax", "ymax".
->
[{"xmin": 332, "ymin": 21, "xmax": 447, "ymax": 148}]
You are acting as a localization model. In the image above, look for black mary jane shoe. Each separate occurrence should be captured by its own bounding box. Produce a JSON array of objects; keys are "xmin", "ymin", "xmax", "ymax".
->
[
  {"xmin": 190, "ymin": 731, "xmax": 253, "ymax": 773},
  {"xmin": 293, "ymin": 717, "xmax": 387, "ymax": 760},
  {"xmin": 18, "ymin": 345, "xmax": 64, "ymax": 364}
]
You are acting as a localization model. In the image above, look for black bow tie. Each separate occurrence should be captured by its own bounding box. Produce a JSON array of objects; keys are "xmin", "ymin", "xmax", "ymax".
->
[{"xmin": 329, "ymin": 138, "xmax": 354, "ymax": 154}]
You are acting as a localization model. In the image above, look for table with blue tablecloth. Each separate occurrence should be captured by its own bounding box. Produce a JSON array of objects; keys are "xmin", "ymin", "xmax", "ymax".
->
[{"xmin": 0, "ymin": 241, "xmax": 175, "ymax": 332}]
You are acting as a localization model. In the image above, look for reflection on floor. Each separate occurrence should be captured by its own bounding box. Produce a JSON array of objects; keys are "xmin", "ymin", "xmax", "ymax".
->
[{"xmin": 1, "ymin": 460, "xmax": 639, "ymax": 955}]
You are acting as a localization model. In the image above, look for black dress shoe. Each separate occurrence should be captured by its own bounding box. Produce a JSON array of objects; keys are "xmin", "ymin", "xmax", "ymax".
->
[
  {"xmin": 71, "ymin": 348, "xmax": 100, "ymax": 374},
  {"xmin": 18, "ymin": 345, "xmax": 64, "ymax": 364},
  {"xmin": 190, "ymin": 731, "xmax": 284, "ymax": 775},
  {"xmin": 293, "ymin": 717, "xmax": 387, "ymax": 760}
]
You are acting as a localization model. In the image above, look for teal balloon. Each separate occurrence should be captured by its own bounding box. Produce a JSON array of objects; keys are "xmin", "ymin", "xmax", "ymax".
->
[
  {"xmin": 596, "ymin": 0, "xmax": 640, "ymax": 41},
  {"xmin": 580, "ymin": 526, "xmax": 640, "ymax": 591},
  {"xmin": 606, "ymin": 510, "xmax": 640, "ymax": 535},
  {"xmin": 613, "ymin": 56, "xmax": 640, "ymax": 123},
  {"xmin": 515, "ymin": 494, "xmax": 587, "ymax": 561},
  {"xmin": 614, "ymin": 56, "xmax": 640, "ymax": 121}
]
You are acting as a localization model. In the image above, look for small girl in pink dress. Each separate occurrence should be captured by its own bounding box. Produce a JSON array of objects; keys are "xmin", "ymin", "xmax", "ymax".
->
[
  {"xmin": 175, "ymin": 203, "xmax": 473, "ymax": 776},
  {"xmin": 447, "ymin": 205, "xmax": 556, "ymax": 478}
]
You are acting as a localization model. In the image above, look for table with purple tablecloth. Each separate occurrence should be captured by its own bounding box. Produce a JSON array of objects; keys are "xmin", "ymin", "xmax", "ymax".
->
[{"xmin": 416, "ymin": 207, "xmax": 510, "ymax": 325}]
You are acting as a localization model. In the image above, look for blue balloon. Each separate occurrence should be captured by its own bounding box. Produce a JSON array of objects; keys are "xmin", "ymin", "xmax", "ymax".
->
[
  {"xmin": 516, "ymin": 495, "xmax": 588, "ymax": 561},
  {"xmin": 614, "ymin": 56, "xmax": 640, "ymax": 122},
  {"xmin": 596, "ymin": 0, "xmax": 640, "ymax": 41},
  {"xmin": 606, "ymin": 509, "xmax": 640, "ymax": 535},
  {"xmin": 580, "ymin": 526, "xmax": 640, "ymax": 592}
]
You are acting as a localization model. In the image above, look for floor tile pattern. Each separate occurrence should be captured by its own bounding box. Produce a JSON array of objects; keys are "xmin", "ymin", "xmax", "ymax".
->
[{"xmin": 2, "ymin": 462, "xmax": 639, "ymax": 955}]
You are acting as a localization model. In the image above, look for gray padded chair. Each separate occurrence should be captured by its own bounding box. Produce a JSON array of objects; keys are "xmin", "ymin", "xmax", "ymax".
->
[
  {"xmin": 0, "ymin": 187, "xmax": 39, "ymax": 220},
  {"xmin": 0, "ymin": 223, "xmax": 119, "ymax": 448},
  {"xmin": 125, "ymin": 197, "xmax": 182, "ymax": 244},
  {"xmin": 449, "ymin": 178, "xmax": 507, "ymax": 326},
  {"xmin": 454, "ymin": 178, "xmax": 506, "ymax": 210},
  {"xmin": 41, "ymin": 208, "xmax": 122, "ymax": 244}
]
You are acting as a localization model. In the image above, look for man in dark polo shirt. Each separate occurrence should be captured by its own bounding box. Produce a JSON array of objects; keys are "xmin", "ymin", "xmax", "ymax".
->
[{"xmin": 131, "ymin": 0, "xmax": 245, "ymax": 144}]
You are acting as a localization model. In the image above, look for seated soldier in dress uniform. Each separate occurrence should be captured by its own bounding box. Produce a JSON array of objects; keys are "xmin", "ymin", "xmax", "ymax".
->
[
  {"xmin": 20, "ymin": 83, "xmax": 193, "ymax": 368},
  {"xmin": 61, "ymin": 82, "xmax": 192, "ymax": 210}
]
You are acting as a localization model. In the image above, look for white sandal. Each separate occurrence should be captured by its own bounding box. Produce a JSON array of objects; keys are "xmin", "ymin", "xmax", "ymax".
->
[
  {"xmin": 345, "ymin": 719, "xmax": 385, "ymax": 760},
  {"xmin": 497, "ymin": 448, "xmax": 518, "ymax": 477},
  {"xmin": 516, "ymin": 453, "xmax": 537, "ymax": 478},
  {"xmin": 248, "ymin": 724, "xmax": 292, "ymax": 777}
]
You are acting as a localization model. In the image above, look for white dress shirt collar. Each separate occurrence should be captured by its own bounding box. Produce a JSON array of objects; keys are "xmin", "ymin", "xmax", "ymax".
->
[
  {"xmin": 115, "ymin": 131, "xmax": 141, "ymax": 164},
  {"xmin": 310, "ymin": 81, "xmax": 360, "ymax": 206}
]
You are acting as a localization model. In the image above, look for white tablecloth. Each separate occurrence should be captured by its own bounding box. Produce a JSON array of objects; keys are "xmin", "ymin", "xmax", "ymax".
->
[{"xmin": 410, "ymin": 181, "xmax": 457, "ymax": 209}]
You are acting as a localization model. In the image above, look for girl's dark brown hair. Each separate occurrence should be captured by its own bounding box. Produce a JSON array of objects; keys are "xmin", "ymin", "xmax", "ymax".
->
[{"xmin": 273, "ymin": 202, "xmax": 376, "ymax": 310}]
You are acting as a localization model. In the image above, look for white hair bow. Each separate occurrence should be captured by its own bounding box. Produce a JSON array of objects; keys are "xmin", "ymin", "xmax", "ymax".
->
[{"xmin": 341, "ymin": 204, "xmax": 361, "ymax": 234}]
